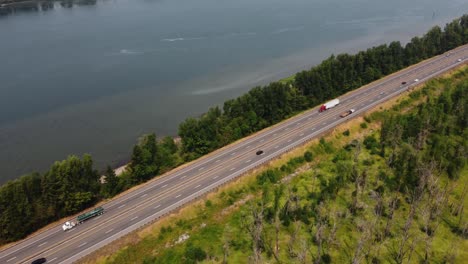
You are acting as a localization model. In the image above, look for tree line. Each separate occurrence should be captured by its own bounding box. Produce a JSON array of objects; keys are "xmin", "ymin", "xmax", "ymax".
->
[
  {"xmin": 0, "ymin": 14, "xmax": 467, "ymax": 244},
  {"xmin": 0, "ymin": 135, "xmax": 179, "ymax": 243},
  {"xmin": 179, "ymin": 14, "xmax": 468, "ymax": 159}
]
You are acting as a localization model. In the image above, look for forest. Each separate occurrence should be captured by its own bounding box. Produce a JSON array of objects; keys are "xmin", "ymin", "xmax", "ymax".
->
[
  {"xmin": 106, "ymin": 67, "xmax": 468, "ymax": 264},
  {"xmin": 0, "ymin": 15, "xmax": 467, "ymax": 244}
]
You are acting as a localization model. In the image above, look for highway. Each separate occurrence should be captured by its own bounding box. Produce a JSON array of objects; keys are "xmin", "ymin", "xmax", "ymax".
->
[{"xmin": 1, "ymin": 44, "xmax": 467, "ymax": 264}]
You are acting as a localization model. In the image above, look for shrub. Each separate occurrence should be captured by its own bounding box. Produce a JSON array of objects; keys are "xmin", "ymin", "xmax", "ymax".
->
[
  {"xmin": 257, "ymin": 169, "xmax": 282, "ymax": 185},
  {"xmin": 342, "ymin": 129, "xmax": 350, "ymax": 136},
  {"xmin": 364, "ymin": 135, "xmax": 378, "ymax": 150},
  {"xmin": 304, "ymin": 151, "xmax": 313, "ymax": 162},
  {"xmin": 184, "ymin": 244, "xmax": 207, "ymax": 264},
  {"xmin": 360, "ymin": 122, "xmax": 368, "ymax": 129}
]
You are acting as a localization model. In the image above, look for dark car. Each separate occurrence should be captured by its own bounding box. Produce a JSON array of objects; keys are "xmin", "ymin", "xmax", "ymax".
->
[
  {"xmin": 256, "ymin": 150, "xmax": 264, "ymax": 155},
  {"xmin": 401, "ymin": 81, "xmax": 407, "ymax": 85},
  {"xmin": 31, "ymin": 258, "xmax": 47, "ymax": 264}
]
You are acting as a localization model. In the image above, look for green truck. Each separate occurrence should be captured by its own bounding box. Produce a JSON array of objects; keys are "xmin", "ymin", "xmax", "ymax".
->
[{"xmin": 62, "ymin": 206, "xmax": 104, "ymax": 231}]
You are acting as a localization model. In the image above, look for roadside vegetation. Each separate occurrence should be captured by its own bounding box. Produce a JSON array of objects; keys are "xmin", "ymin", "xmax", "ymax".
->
[
  {"xmin": 0, "ymin": 15, "xmax": 467, "ymax": 245},
  {"xmin": 97, "ymin": 67, "xmax": 468, "ymax": 264}
]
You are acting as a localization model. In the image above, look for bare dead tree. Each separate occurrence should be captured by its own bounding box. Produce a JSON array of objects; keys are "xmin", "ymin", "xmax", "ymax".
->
[
  {"xmin": 287, "ymin": 220, "xmax": 301, "ymax": 259},
  {"xmin": 350, "ymin": 142, "xmax": 362, "ymax": 215},
  {"xmin": 352, "ymin": 219, "xmax": 372, "ymax": 264},
  {"xmin": 297, "ymin": 236, "xmax": 309, "ymax": 264},
  {"xmin": 384, "ymin": 123, "xmax": 403, "ymax": 168},
  {"xmin": 384, "ymin": 194, "xmax": 398, "ymax": 238},
  {"xmin": 354, "ymin": 140, "xmax": 361, "ymax": 163},
  {"xmin": 273, "ymin": 185, "xmax": 284, "ymax": 259},
  {"xmin": 420, "ymin": 174, "xmax": 452, "ymax": 263},
  {"xmin": 391, "ymin": 197, "xmax": 416, "ymax": 264},
  {"xmin": 222, "ymin": 224, "xmax": 233, "ymax": 264},
  {"xmin": 453, "ymin": 182, "xmax": 467, "ymax": 222},
  {"xmin": 351, "ymin": 173, "xmax": 361, "ymax": 215},
  {"xmin": 262, "ymin": 229, "xmax": 281, "ymax": 264},
  {"xmin": 391, "ymin": 160, "xmax": 432, "ymax": 264},
  {"xmin": 326, "ymin": 211, "xmax": 339, "ymax": 248},
  {"xmin": 314, "ymin": 221, "xmax": 325, "ymax": 264},
  {"xmin": 313, "ymin": 202, "xmax": 327, "ymax": 264},
  {"xmin": 241, "ymin": 200, "xmax": 265, "ymax": 264},
  {"xmin": 362, "ymin": 192, "xmax": 386, "ymax": 261}
]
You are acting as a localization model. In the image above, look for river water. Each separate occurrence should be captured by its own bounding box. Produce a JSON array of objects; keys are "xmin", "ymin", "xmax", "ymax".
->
[{"xmin": 0, "ymin": 0, "xmax": 466, "ymax": 183}]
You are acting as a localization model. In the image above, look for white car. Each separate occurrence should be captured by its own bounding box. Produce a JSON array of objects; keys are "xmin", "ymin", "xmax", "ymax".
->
[
  {"xmin": 414, "ymin": 79, "xmax": 419, "ymax": 82},
  {"xmin": 458, "ymin": 58, "xmax": 462, "ymax": 62},
  {"xmin": 62, "ymin": 221, "xmax": 76, "ymax": 231}
]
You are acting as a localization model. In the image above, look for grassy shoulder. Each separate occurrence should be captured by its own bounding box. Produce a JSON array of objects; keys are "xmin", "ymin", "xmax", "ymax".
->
[{"xmin": 85, "ymin": 66, "xmax": 468, "ymax": 264}]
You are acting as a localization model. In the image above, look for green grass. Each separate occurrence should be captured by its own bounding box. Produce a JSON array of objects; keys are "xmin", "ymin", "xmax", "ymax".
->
[
  {"xmin": 98, "ymin": 67, "xmax": 468, "ymax": 264},
  {"xmin": 278, "ymin": 74, "xmax": 296, "ymax": 84}
]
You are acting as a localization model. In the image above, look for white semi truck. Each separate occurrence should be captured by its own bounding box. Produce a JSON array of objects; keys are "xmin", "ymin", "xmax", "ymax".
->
[{"xmin": 319, "ymin": 99, "xmax": 340, "ymax": 112}]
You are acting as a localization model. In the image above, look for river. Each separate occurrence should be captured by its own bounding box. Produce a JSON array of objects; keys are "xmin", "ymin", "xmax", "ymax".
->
[{"xmin": 0, "ymin": 0, "xmax": 466, "ymax": 183}]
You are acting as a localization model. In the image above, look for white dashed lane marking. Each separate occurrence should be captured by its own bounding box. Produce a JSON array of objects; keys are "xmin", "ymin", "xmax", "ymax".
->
[
  {"xmin": 118, "ymin": 204, "xmax": 126, "ymax": 209},
  {"xmin": 78, "ymin": 242, "xmax": 87, "ymax": 248}
]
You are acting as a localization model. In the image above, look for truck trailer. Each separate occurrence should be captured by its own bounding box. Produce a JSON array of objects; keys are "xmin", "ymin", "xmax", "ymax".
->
[
  {"xmin": 319, "ymin": 99, "xmax": 340, "ymax": 112},
  {"xmin": 62, "ymin": 206, "xmax": 105, "ymax": 231}
]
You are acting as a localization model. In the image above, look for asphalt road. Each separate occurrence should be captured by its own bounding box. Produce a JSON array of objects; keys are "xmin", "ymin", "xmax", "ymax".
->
[{"xmin": 1, "ymin": 44, "xmax": 467, "ymax": 264}]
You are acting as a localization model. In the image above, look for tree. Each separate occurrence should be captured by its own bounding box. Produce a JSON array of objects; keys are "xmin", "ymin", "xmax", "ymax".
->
[{"xmin": 102, "ymin": 165, "xmax": 118, "ymax": 198}]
